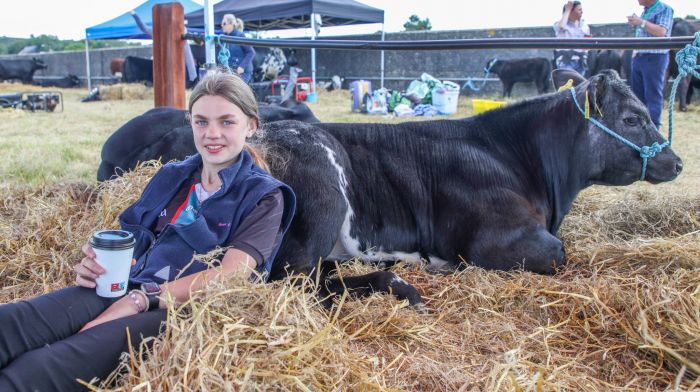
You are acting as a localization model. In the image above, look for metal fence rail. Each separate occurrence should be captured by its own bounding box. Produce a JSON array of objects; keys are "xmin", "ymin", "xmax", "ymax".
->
[{"xmin": 184, "ymin": 33, "xmax": 696, "ymax": 51}]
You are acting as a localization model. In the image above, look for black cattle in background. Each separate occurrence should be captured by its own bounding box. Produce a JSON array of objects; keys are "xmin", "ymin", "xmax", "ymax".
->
[
  {"xmin": 487, "ymin": 58, "xmax": 552, "ymax": 97},
  {"xmin": 587, "ymin": 50, "xmax": 623, "ymax": 77},
  {"xmin": 32, "ymin": 74, "xmax": 81, "ymax": 88},
  {"xmin": 122, "ymin": 56, "xmax": 153, "ymax": 85},
  {"xmin": 97, "ymin": 99, "xmax": 320, "ymax": 182},
  {"xmin": 669, "ymin": 18, "xmax": 700, "ymax": 111},
  {"xmin": 622, "ymin": 50, "xmax": 633, "ymax": 87},
  {"xmin": 0, "ymin": 57, "xmax": 47, "ymax": 83}
]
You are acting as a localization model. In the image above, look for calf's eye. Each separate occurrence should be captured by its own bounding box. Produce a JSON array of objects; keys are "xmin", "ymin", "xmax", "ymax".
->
[{"xmin": 623, "ymin": 116, "xmax": 639, "ymax": 126}]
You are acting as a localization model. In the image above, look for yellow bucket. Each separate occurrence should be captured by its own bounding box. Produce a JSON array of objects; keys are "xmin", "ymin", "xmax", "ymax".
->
[{"xmin": 472, "ymin": 99, "xmax": 506, "ymax": 114}]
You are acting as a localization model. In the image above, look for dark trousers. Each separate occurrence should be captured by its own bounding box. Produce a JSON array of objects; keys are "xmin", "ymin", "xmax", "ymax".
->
[
  {"xmin": 0, "ymin": 286, "xmax": 167, "ymax": 392},
  {"xmin": 631, "ymin": 52, "xmax": 669, "ymax": 128}
]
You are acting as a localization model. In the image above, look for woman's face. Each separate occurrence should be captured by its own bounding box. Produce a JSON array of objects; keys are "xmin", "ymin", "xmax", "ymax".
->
[
  {"xmin": 221, "ymin": 20, "xmax": 234, "ymax": 34},
  {"xmin": 569, "ymin": 5, "xmax": 583, "ymax": 21},
  {"xmin": 191, "ymin": 95, "xmax": 256, "ymax": 171}
]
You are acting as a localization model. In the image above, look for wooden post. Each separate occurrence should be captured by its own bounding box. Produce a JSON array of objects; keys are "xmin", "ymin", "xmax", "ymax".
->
[{"xmin": 153, "ymin": 3, "xmax": 185, "ymax": 109}]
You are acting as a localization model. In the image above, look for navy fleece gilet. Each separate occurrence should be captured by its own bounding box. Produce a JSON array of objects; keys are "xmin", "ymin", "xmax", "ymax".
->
[{"xmin": 119, "ymin": 150, "xmax": 296, "ymax": 283}]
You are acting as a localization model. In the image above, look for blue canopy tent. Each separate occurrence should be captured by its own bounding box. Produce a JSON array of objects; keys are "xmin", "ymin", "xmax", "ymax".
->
[{"xmin": 84, "ymin": 0, "xmax": 202, "ymax": 90}]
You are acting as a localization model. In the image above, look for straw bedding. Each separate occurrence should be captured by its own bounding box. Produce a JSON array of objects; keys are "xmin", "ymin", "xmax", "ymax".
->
[{"xmin": 0, "ymin": 163, "xmax": 698, "ymax": 391}]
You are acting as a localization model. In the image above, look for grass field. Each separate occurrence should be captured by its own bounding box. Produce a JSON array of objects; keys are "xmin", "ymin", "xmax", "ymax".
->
[{"xmin": 0, "ymin": 81, "xmax": 698, "ymax": 390}]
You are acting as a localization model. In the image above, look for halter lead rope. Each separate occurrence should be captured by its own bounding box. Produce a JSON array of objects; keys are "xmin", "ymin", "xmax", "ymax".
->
[
  {"xmin": 215, "ymin": 36, "xmax": 231, "ymax": 72},
  {"xmin": 463, "ymin": 59, "xmax": 497, "ymax": 92},
  {"xmin": 569, "ymin": 88, "xmax": 667, "ymax": 181},
  {"xmin": 667, "ymin": 31, "xmax": 700, "ymax": 144}
]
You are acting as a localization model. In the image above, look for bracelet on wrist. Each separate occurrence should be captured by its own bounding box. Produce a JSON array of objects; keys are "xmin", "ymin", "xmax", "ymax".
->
[{"xmin": 128, "ymin": 290, "xmax": 147, "ymax": 313}]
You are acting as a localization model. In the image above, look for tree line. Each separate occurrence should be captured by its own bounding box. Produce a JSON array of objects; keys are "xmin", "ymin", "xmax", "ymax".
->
[{"xmin": 0, "ymin": 35, "xmax": 140, "ymax": 55}]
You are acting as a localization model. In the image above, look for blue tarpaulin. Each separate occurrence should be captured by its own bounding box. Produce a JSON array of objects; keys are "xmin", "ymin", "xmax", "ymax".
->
[{"xmin": 85, "ymin": 0, "xmax": 202, "ymax": 40}]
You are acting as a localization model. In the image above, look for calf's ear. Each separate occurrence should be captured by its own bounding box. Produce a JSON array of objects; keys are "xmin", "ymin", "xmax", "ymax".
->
[{"xmin": 552, "ymin": 69, "xmax": 586, "ymax": 90}]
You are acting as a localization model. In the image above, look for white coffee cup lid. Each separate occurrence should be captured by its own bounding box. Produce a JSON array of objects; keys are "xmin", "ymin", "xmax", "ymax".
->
[{"xmin": 90, "ymin": 230, "xmax": 135, "ymax": 250}]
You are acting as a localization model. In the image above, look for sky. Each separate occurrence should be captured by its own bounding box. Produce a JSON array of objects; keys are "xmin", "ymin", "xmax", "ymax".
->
[{"xmin": 0, "ymin": 0, "xmax": 697, "ymax": 40}]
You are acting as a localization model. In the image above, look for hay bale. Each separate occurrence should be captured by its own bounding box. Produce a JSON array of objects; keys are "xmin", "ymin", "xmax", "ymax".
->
[
  {"xmin": 98, "ymin": 83, "xmax": 152, "ymax": 101},
  {"xmin": 1, "ymin": 168, "xmax": 699, "ymax": 390}
]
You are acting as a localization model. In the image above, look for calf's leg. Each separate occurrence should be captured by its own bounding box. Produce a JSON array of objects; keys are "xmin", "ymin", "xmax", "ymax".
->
[
  {"xmin": 320, "ymin": 262, "xmax": 425, "ymax": 310},
  {"xmin": 472, "ymin": 223, "xmax": 566, "ymax": 274}
]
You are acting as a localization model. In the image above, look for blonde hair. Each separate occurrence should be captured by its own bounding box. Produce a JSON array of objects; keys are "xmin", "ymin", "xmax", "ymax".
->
[
  {"xmin": 221, "ymin": 13, "xmax": 236, "ymax": 27},
  {"xmin": 188, "ymin": 71, "xmax": 269, "ymax": 171},
  {"xmin": 235, "ymin": 18, "xmax": 245, "ymax": 32}
]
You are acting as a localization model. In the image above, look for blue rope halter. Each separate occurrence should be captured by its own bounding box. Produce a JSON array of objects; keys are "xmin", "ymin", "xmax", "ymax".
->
[
  {"xmin": 463, "ymin": 59, "xmax": 496, "ymax": 92},
  {"xmin": 569, "ymin": 88, "xmax": 668, "ymax": 181},
  {"xmin": 569, "ymin": 31, "xmax": 700, "ymax": 181}
]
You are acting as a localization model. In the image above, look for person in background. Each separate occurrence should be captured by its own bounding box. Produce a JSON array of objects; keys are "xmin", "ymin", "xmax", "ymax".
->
[
  {"xmin": 129, "ymin": 9, "xmax": 198, "ymax": 87},
  {"xmin": 221, "ymin": 13, "xmax": 256, "ymax": 84},
  {"xmin": 627, "ymin": 0, "xmax": 674, "ymax": 128},
  {"xmin": 553, "ymin": 1, "xmax": 591, "ymax": 75},
  {"xmin": 0, "ymin": 71, "xmax": 295, "ymax": 391}
]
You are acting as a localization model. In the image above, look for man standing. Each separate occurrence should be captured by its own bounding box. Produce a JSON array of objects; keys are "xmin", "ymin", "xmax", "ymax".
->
[{"xmin": 627, "ymin": 0, "xmax": 674, "ymax": 128}]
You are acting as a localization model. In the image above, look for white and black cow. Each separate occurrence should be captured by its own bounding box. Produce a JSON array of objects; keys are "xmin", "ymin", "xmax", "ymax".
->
[
  {"xmin": 0, "ymin": 57, "xmax": 47, "ymax": 84},
  {"xmin": 97, "ymin": 100, "xmax": 320, "ymax": 182},
  {"xmin": 258, "ymin": 69, "xmax": 681, "ymax": 307}
]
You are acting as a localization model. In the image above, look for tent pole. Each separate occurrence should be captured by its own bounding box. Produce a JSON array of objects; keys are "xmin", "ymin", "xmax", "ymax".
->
[
  {"xmin": 310, "ymin": 13, "xmax": 317, "ymax": 93},
  {"xmin": 84, "ymin": 36, "xmax": 92, "ymax": 91},
  {"xmin": 204, "ymin": 0, "xmax": 216, "ymax": 67},
  {"xmin": 380, "ymin": 23, "xmax": 385, "ymax": 89}
]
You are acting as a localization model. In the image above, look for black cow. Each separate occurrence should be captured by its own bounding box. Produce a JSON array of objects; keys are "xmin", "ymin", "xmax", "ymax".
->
[
  {"xmin": 122, "ymin": 56, "xmax": 153, "ymax": 85},
  {"xmin": 0, "ymin": 57, "xmax": 47, "ymax": 84},
  {"xmin": 252, "ymin": 69, "xmax": 681, "ymax": 307},
  {"xmin": 669, "ymin": 18, "xmax": 700, "ymax": 112},
  {"xmin": 32, "ymin": 74, "xmax": 81, "ymax": 88},
  {"xmin": 487, "ymin": 58, "xmax": 552, "ymax": 97},
  {"xmin": 97, "ymin": 100, "xmax": 320, "ymax": 181},
  {"xmin": 587, "ymin": 50, "xmax": 623, "ymax": 77}
]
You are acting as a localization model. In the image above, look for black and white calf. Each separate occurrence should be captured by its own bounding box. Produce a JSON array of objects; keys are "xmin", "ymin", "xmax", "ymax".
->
[{"xmin": 260, "ymin": 69, "xmax": 682, "ymax": 307}]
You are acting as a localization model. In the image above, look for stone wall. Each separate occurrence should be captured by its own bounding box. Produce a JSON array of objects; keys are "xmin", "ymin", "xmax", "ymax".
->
[{"xmin": 0, "ymin": 22, "xmax": 638, "ymax": 94}]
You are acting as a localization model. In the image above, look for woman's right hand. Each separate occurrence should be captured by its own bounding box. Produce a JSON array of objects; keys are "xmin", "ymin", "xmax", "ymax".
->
[
  {"xmin": 74, "ymin": 243, "xmax": 105, "ymax": 288},
  {"xmin": 563, "ymin": 1, "xmax": 573, "ymax": 13}
]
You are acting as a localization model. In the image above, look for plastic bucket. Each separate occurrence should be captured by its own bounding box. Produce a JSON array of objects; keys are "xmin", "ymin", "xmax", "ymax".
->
[
  {"xmin": 432, "ymin": 88, "xmax": 460, "ymax": 115},
  {"xmin": 472, "ymin": 99, "xmax": 506, "ymax": 114},
  {"xmin": 306, "ymin": 92, "xmax": 317, "ymax": 103},
  {"xmin": 350, "ymin": 80, "xmax": 372, "ymax": 112}
]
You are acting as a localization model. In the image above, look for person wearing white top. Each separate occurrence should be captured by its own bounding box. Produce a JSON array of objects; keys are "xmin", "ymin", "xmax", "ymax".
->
[{"xmin": 553, "ymin": 1, "xmax": 591, "ymax": 75}]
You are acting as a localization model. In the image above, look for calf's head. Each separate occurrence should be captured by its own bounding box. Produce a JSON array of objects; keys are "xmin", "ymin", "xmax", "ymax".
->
[
  {"xmin": 485, "ymin": 59, "xmax": 501, "ymax": 75},
  {"xmin": 32, "ymin": 57, "xmax": 47, "ymax": 70},
  {"xmin": 552, "ymin": 69, "xmax": 682, "ymax": 185}
]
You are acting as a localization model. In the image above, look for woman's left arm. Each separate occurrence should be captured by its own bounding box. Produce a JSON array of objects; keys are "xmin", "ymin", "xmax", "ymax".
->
[{"xmin": 80, "ymin": 249, "xmax": 256, "ymax": 331}]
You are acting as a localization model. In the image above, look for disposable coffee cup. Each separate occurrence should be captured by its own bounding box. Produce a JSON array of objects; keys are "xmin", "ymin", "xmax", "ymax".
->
[{"xmin": 89, "ymin": 230, "xmax": 135, "ymax": 298}]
